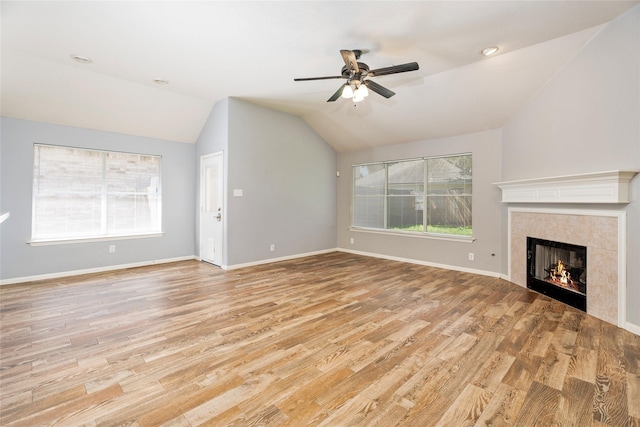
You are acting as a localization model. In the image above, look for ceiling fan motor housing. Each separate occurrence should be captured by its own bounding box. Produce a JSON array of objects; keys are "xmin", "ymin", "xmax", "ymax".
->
[{"xmin": 342, "ymin": 62, "xmax": 370, "ymax": 80}]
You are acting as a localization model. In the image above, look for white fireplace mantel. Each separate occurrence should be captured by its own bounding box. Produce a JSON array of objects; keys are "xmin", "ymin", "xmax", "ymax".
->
[{"xmin": 495, "ymin": 170, "xmax": 638, "ymax": 204}]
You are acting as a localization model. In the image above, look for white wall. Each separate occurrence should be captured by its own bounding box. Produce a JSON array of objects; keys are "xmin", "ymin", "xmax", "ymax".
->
[
  {"xmin": 195, "ymin": 98, "xmax": 338, "ymax": 268},
  {"xmin": 337, "ymin": 129, "xmax": 503, "ymax": 275},
  {"xmin": 0, "ymin": 117, "xmax": 196, "ymax": 282},
  {"xmin": 501, "ymin": 5, "xmax": 640, "ymax": 326}
]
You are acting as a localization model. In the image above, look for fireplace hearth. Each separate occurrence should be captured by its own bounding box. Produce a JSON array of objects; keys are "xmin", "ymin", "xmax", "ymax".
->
[{"xmin": 527, "ymin": 237, "xmax": 587, "ymax": 311}]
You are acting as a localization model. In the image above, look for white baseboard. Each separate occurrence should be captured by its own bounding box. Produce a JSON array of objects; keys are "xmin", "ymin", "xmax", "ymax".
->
[
  {"xmin": 225, "ymin": 248, "xmax": 337, "ymax": 270},
  {"xmin": 0, "ymin": 255, "xmax": 197, "ymax": 285},
  {"xmin": 626, "ymin": 322, "xmax": 640, "ymax": 336},
  {"xmin": 337, "ymin": 248, "xmax": 502, "ymax": 278}
]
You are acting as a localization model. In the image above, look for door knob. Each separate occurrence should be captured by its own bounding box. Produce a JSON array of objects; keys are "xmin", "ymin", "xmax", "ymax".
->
[{"xmin": 216, "ymin": 212, "xmax": 222, "ymax": 221}]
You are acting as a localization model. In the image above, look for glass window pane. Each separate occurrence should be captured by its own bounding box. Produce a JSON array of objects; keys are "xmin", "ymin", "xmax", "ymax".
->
[
  {"xmin": 426, "ymin": 155, "xmax": 472, "ymax": 236},
  {"xmin": 387, "ymin": 195, "xmax": 424, "ymax": 231},
  {"xmin": 388, "ymin": 160, "xmax": 424, "ymax": 194},
  {"xmin": 353, "ymin": 196, "xmax": 384, "ymax": 229},
  {"xmin": 32, "ymin": 144, "xmax": 162, "ymax": 241},
  {"xmin": 352, "ymin": 154, "xmax": 471, "ymax": 237},
  {"xmin": 33, "ymin": 194, "xmax": 102, "ymax": 239},
  {"xmin": 353, "ymin": 164, "xmax": 386, "ymax": 229},
  {"xmin": 387, "ymin": 159, "xmax": 424, "ymax": 231},
  {"xmin": 354, "ymin": 164, "xmax": 385, "ymax": 196}
]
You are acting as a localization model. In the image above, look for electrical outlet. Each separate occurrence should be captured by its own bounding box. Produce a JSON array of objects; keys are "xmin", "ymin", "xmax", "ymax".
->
[
  {"xmin": 109, "ymin": 245, "xmax": 116, "ymax": 253},
  {"xmin": 270, "ymin": 244, "xmax": 275, "ymax": 252},
  {"xmin": 350, "ymin": 238, "xmax": 355, "ymax": 244},
  {"xmin": 468, "ymin": 252, "xmax": 474, "ymax": 261}
]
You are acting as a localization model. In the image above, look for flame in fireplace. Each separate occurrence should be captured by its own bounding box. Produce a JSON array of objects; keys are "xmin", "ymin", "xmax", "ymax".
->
[{"xmin": 549, "ymin": 259, "xmax": 579, "ymax": 291}]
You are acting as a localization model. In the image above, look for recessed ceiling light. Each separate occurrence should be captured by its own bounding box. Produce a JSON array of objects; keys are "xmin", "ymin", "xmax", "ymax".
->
[
  {"xmin": 70, "ymin": 54, "xmax": 93, "ymax": 64},
  {"xmin": 153, "ymin": 78, "xmax": 169, "ymax": 85},
  {"xmin": 481, "ymin": 46, "xmax": 499, "ymax": 57}
]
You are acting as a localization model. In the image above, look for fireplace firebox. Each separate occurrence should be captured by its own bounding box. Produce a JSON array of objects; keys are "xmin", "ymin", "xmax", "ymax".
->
[{"xmin": 527, "ymin": 237, "xmax": 587, "ymax": 311}]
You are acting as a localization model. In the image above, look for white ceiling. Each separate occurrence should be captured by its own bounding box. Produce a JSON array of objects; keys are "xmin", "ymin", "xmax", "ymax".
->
[{"xmin": 1, "ymin": 1, "xmax": 638, "ymax": 152}]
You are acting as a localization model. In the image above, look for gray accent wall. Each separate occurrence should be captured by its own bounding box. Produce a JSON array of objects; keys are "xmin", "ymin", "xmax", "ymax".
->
[
  {"xmin": 501, "ymin": 6, "xmax": 640, "ymax": 325},
  {"xmin": 196, "ymin": 98, "xmax": 337, "ymax": 267},
  {"xmin": 0, "ymin": 117, "xmax": 195, "ymax": 281},
  {"xmin": 337, "ymin": 129, "xmax": 503, "ymax": 275}
]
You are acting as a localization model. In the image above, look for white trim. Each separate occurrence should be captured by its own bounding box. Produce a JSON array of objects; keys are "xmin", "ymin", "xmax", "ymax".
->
[
  {"xmin": 0, "ymin": 255, "xmax": 197, "ymax": 286},
  {"xmin": 507, "ymin": 206, "xmax": 626, "ymax": 329},
  {"xmin": 0, "ymin": 212, "xmax": 9, "ymax": 224},
  {"xmin": 349, "ymin": 227, "xmax": 475, "ymax": 243},
  {"xmin": 199, "ymin": 151, "xmax": 225, "ymax": 267},
  {"xmin": 495, "ymin": 170, "xmax": 638, "ymax": 204},
  {"xmin": 28, "ymin": 232, "xmax": 164, "ymax": 246},
  {"xmin": 225, "ymin": 249, "xmax": 337, "ymax": 270},
  {"xmin": 337, "ymin": 248, "xmax": 501, "ymax": 278}
]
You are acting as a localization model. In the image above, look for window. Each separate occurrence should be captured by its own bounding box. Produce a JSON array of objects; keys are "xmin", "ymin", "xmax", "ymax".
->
[
  {"xmin": 32, "ymin": 144, "xmax": 162, "ymax": 242},
  {"xmin": 352, "ymin": 153, "xmax": 472, "ymax": 237}
]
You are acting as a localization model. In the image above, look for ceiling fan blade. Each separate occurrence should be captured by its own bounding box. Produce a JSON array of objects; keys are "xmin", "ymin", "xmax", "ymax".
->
[
  {"xmin": 364, "ymin": 80, "xmax": 395, "ymax": 98},
  {"xmin": 294, "ymin": 75, "xmax": 344, "ymax": 81},
  {"xmin": 369, "ymin": 62, "xmax": 419, "ymax": 77},
  {"xmin": 340, "ymin": 49, "xmax": 359, "ymax": 74},
  {"xmin": 327, "ymin": 84, "xmax": 347, "ymax": 102}
]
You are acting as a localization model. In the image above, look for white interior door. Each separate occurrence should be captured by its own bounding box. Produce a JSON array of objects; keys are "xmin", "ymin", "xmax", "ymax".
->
[{"xmin": 200, "ymin": 153, "xmax": 224, "ymax": 266}]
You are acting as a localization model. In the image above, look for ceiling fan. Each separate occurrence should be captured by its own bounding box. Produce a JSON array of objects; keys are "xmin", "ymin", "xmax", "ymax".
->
[{"xmin": 294, "ymin": 49, "xmax": 419, "ymax": 103}]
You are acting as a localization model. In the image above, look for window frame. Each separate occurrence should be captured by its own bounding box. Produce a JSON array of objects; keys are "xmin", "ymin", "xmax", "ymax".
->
[
  {"xmin": 30, "ymin": 143, "xmax": 163, "ymax": 245},
  {"xmin": 350, "ymin": 153, "xmax": 473, "ymax": 242}
]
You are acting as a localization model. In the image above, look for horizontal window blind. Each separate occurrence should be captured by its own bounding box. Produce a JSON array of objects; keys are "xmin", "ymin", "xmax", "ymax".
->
[
  {"xmin": 352, "ymin": 153, "xmax": 472, "ymax": 237},
  {"xmin": 32, "ymin": 144, "xmax": 162, "ymax": 241}
]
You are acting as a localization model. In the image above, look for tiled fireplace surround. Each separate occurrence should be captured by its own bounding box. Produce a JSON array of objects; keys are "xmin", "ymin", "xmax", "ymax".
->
[
  {"xmin": 508, "ymin": 208, "xmax": 624, "ymax": 326},
  {"xmin": 498, "ymin": 171, "xmax": 637, "ymax": 329}
]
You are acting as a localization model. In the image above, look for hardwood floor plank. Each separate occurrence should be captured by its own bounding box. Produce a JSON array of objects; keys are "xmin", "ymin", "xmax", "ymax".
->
[
  {"xmin": 513, "ymin": 381, "xmax": 561, "ymax": 426},
  {"xmin": 554, "ymin": 377, "xmax": 597, "ymax": 427},
  {"xmin": 436, "ymin": 383, "xmax": 492, "ymax": 426},
  {"xmin": 628, "ymin": 372, "xmax": 640, "ymax": 419},
  {"xmin": 2, "ymin": 253, "xmax": 639, "ymax": 426},
  {"xmin": 473, "ymin": 382, "xmax": 527, "ymax": 427},
  {"xmin": 593, "ymin": 323, "xmax": 630, "ymax": 425},
  {"xmin": 567, "ymin": 346, "xmax": 598, "ymax": 384},
  {"xmin": 471, "ymin": 350, "xmax": 516, "ymax": 392},
  {"xmin": 533, "ymin": 350, "xmax": 571, "ymax": 390}
]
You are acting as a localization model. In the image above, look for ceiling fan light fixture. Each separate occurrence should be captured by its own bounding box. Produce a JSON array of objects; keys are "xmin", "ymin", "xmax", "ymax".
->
[
  {"xmin": 341, "ymin": 84, "xmax": 354, "ymax": 98},
  {"xmin": 356, "ymin": 84, "xmax": 369, "ymax": 98},
  {"xmin": 481, "ymin": 46, "xmax": 499, "ymax": 57},
  {"xmin": 352, "ymin": 89, "xmax": 366, "ymax": 103}
]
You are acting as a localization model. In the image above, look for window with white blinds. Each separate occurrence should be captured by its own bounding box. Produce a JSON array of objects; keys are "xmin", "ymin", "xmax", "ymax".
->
[
  {"xmin": 352, "ymin": 153, "xmax": 472, "ymax": 237},
  {"xmin": 32, "ymin": 144, "xmax": 162, "ymax": 242}
]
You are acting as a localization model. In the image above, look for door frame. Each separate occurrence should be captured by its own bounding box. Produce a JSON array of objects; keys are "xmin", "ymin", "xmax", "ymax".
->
[{"xmin": 199, "ymin": 151, "xmax": 226, "ymax": 268}]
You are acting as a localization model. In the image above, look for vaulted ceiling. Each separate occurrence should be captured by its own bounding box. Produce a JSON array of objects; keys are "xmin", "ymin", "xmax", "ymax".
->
[{"xmin": 2, "ymin": 1, "xmax": 638, "ymax": 152}]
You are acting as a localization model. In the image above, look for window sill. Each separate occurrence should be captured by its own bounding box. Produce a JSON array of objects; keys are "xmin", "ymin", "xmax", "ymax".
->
[
  {"xmin": 349, "ymin": 227, "xmax": 475, "ymax": 243},
  {"xmin": 28, "ymin": 232, "xmax": 165, "ymax": 246}
]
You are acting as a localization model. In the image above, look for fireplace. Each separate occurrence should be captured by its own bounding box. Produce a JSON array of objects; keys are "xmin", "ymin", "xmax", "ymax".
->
[
  {"xmin": 527, "ymin": 237, "xmax": 587, "ymax": 311},
  {"xmin": 497, "ymin": 171, "xmax": 636, "ymax": 327}
]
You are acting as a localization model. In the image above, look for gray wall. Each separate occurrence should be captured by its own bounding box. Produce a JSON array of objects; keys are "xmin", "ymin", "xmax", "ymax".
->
[
  {"xmin": 196, "ymin": 98, "xmax": 337, "ymax": 267},
  {"xmin": 501, "ymin": 6, "xmax": 640, "ymax": 325},
  {"xmin": 0, "ymin": 117, "xmax": 195, "ymax": 281},
  {"xmin": 337, "ymin": 129, "xmax": 503, "ymax": 275}
]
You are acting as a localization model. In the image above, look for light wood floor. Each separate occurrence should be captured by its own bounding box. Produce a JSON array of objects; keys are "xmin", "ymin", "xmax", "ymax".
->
[{"xmin": 1, "ymin": 252, "xmax": 639, "ymax": 426}]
